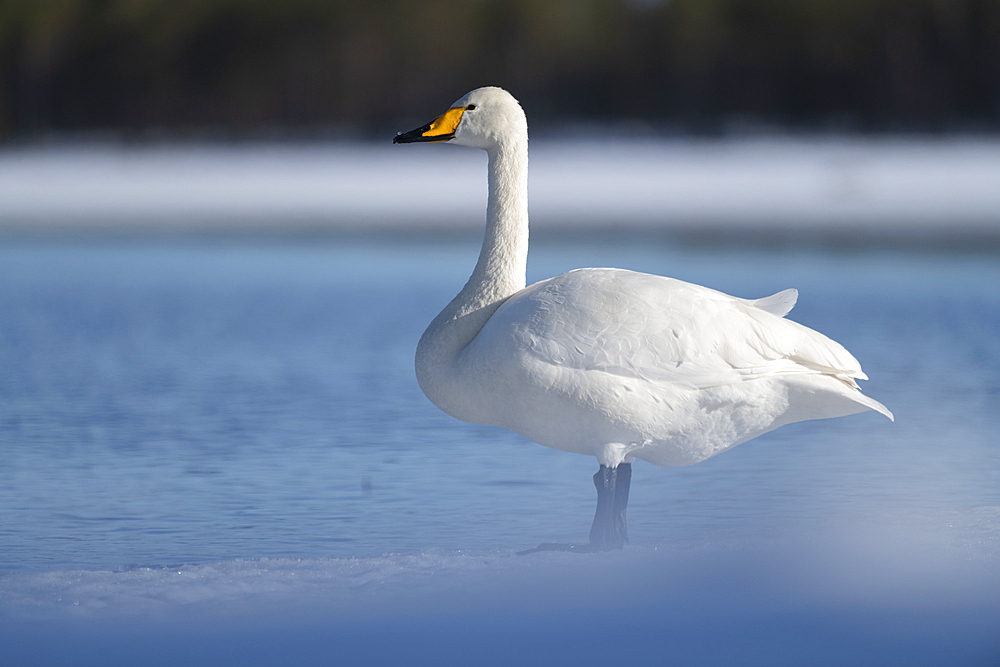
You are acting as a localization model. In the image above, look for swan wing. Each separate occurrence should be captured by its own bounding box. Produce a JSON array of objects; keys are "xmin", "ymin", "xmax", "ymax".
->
[{"xmin": 489, "ymin": 269, "xmax": 870, "ymax": 392}]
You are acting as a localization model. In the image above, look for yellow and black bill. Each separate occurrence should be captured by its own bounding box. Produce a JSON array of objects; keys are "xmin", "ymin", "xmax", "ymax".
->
[{"xmin": 393, "ymin": 106, "xmax": 470, "ymax": 144}]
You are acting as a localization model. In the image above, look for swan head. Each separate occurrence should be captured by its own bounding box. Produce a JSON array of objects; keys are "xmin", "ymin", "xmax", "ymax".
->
[{"xmin": 393, "ymin": 86, "xmax": 526, "ymax": 151}]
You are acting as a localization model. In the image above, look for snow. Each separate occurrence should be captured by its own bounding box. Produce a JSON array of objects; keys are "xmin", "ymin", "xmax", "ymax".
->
[
  {"xmin": 1, "ymin": 138, "xmax": 999, "ymax": 234},
  {"xmin": 2, "ymin": 513, "xmax": 998, "ymax": 666}
]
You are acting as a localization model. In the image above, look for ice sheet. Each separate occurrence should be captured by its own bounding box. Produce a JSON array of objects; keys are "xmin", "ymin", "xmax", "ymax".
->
[{"xmin": 2, "ymin": 512, "xmax": 998, "ymax": 666}]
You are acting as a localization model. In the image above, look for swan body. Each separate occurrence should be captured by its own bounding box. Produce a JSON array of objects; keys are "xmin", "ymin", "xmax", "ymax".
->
[
  {"xmin": 430, "ymin": 267, "xmax": 890, "ymax": 468},
  {"xmin": 395, "ymin": 87, "xmax": 892, "ymax": 548}
]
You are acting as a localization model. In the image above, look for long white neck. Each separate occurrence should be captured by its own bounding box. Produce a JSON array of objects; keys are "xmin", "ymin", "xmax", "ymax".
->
[
  {"xmin": 415, "ymin": 135, "xmax": 529, "ymax": 414},
  {"xmin": 465, "ymin": 137, "xmax": 530, "ymax": 311}
]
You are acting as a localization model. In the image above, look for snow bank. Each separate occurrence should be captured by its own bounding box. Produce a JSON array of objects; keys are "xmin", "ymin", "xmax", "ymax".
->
[{"xmin": 1, "ymin": 138, "xmax": 998, "ymax": 235}]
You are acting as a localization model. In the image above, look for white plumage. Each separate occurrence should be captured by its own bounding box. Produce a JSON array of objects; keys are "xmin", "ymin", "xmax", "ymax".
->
[
  {"xmin": 395, "ymin": 86, "xmax": 891, "ymax": 549},
  {"xmin": 464, "ymin": 268, "xmax": 891, "ymax": 468}
]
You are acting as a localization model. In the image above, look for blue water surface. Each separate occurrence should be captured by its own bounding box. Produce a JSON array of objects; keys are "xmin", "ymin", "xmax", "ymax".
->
[{"xmin": 1, "ymin": 239, "xmax": 997, "ymax": 574}]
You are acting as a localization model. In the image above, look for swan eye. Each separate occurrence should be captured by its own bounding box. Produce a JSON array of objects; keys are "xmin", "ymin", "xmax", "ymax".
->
[{"xmin": 466, "ymin": 104, "xmax": 477, "ymax": 111}]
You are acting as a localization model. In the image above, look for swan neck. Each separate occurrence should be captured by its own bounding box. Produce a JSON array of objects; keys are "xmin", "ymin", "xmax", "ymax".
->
[{"xmin": 468, "ymin": 139, "xmax": 529, "ymax": 300}]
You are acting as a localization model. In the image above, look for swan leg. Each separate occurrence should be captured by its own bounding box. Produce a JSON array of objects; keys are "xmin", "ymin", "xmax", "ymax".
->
[
  {"xmin": 589, "ymin": 463, "xmax": 631, "ymax": 550},
  {"xmin": 516, "ymin": 462, "xmax": 632, "ymax": 555}
]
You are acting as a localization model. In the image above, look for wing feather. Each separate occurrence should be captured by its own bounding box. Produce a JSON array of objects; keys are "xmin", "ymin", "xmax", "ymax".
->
[
  {"xmin": 746, "ymin": 288, "xmax": 797, "ymax": 317},
  {"xmin": 491, "ymin": 268, "xmax": 866, "ymax": 391}
]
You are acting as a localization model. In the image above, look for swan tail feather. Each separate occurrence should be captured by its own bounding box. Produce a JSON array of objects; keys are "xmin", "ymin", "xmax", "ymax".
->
[{"xmin": 847, "ymin": 387, "xmax": 894, "ymax": 421}]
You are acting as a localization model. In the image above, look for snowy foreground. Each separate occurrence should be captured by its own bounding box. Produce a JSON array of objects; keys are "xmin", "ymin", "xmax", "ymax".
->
[
  {"xmin": 3, "ymin": 515, "xmax": 999, "ymax": 667},
  {"xmin": 2, "ymin": 137, "xmax": 999, "ymax": 235}
]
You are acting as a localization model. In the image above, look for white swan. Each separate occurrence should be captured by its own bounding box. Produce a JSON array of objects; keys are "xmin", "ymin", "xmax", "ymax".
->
[{"xmin": 394, "ymin": 87, "xmax": 892, "ymax": 551}]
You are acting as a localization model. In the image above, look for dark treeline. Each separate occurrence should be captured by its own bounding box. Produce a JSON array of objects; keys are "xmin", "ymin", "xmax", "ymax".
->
[{"xmin": 1, "ymin": 0, "xmax": 998, "ymax": 139}]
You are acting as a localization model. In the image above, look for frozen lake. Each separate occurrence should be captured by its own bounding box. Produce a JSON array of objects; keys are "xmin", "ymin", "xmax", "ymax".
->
[
  {"xmin": 1, "ymin": 137, "xmax": 998, "ymax": 664},
  {"xmin": 1, "ymin": 238, "xmax": 998, "ymax": 665},
  {"xmin": 0, "ymin": 239, "xmax": 997, "ymax": 568}
]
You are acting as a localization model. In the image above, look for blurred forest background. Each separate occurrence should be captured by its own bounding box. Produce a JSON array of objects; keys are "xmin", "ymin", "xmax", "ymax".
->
[{"xmin": 1, "ymin": 0, "xmax": 999, "ymax": 140}]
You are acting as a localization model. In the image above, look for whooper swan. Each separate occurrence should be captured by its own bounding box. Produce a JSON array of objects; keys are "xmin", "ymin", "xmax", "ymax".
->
[{"xmin": 394, "ymin": 86, "xmax": 892, "ymax": 552}]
